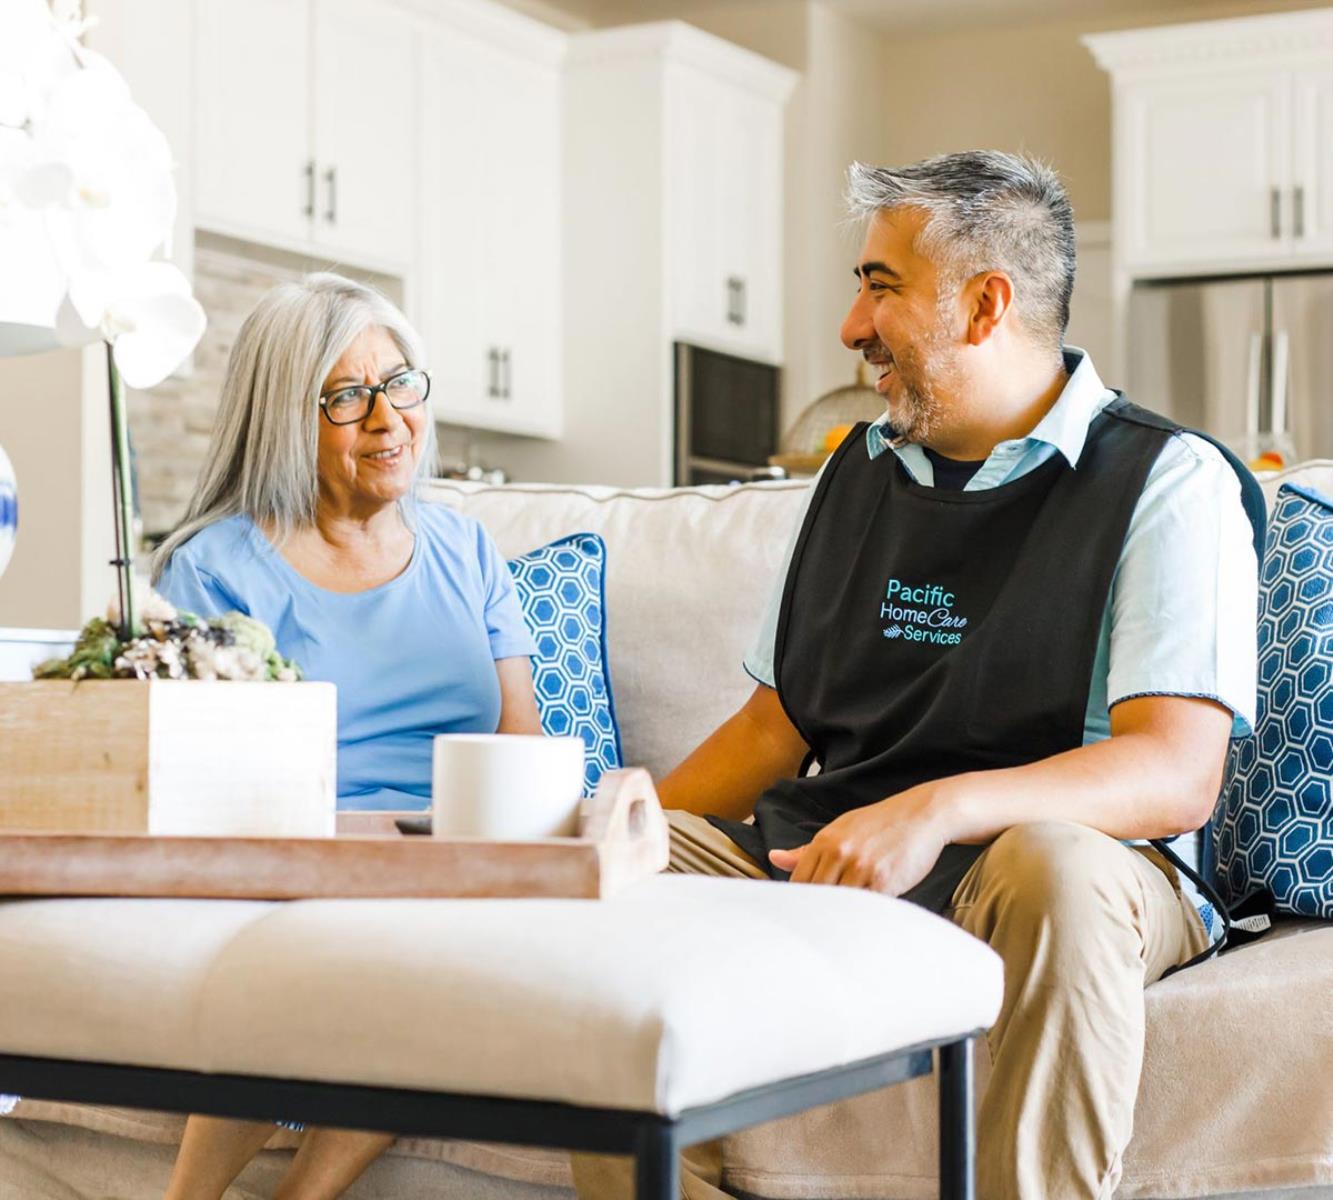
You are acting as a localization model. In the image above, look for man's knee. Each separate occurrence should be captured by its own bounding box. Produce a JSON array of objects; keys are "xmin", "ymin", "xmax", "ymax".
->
[{"xmin": 971, "ymin": 820, "xmax": 1136, "ymax": 928}]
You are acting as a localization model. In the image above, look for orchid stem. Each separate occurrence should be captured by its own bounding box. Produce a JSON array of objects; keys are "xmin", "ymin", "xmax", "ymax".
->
[{"xmin": 105, "ymin": 343, "xmax": 137, "ymax": 640}]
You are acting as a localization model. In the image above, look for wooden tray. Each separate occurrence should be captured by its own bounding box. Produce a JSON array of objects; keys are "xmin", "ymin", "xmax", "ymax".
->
[{"xmin": 0, "ymin": 769, "xmax": 669, "ymax": 901}]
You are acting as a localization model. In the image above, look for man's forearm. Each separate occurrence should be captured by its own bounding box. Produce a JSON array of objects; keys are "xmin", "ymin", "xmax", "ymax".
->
[{"xmin": 936, "ymin": 701, "xmax": 1231, "ymax": 846}]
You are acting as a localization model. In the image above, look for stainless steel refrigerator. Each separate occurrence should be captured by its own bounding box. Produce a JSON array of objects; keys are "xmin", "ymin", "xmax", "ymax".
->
[{"xmin": 1128, "ymin": 273, "xmax": 1333, "ymax": 464}]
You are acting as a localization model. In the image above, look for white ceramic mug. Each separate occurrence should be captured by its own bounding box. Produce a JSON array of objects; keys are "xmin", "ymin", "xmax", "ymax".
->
[{"xmin": 431, "ymin": 733, "xmax": 585, "ymax": 839}]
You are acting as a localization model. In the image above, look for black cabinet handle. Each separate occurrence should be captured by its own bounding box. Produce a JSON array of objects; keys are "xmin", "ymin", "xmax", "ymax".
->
[
  {"xmin": 486, "ymin": 348, "xmax": 499, "ymax": 398},
  {"xmin": 303, "ymin": 160, "xmax": 315, "ymax": 220},
  {"xmin": 1295, "ymin": 185, "xmax": 1306, "ymax": 239},
  {"xmin": 324, "ymin": 166, "xmax": 337, "ymax": 224},
  {"xmin": 1271, "ymin": 187, "xmax": 1282, "ymax": 239},
  {"xmin": 500, "ymin": 349, "xmax": 512, "ymax": 400}
]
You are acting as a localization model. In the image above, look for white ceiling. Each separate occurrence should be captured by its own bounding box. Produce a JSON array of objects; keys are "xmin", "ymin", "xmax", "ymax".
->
[{"xmin": 559, "ymin": 0, "xmax": 1318, "ymax": 38}]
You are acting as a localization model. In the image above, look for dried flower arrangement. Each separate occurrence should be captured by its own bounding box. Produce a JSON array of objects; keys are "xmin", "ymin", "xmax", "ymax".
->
[{"xmin": 34, "ymin": 591, "xmax": 301, "ymax": 683}]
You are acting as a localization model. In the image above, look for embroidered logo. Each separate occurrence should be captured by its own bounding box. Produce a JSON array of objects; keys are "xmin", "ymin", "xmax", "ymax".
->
[{"xmin": 880, "ymin": 578, "xmax": 969, "ymax": 647}]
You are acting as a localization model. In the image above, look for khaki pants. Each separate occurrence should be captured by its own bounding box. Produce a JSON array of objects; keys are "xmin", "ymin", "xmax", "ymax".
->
[{"xmin": 571, "ymin": 811, "xmax": 1210, "ymax": 1200}]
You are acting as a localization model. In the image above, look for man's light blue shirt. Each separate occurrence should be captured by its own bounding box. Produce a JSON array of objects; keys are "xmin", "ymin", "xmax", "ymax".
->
[{"xmin": 743, "ymin": 349, "xmax": 1258, "ymax": 929}]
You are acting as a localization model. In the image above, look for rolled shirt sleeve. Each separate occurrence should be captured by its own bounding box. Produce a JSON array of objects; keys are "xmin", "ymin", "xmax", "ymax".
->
[
  {"xmin": 1105, "ymin": 433, "xmax": 1259, "ymax": 736},
  {"xmin": 743, "ymin": 476, "xmax": 819, "ymax": 688}
]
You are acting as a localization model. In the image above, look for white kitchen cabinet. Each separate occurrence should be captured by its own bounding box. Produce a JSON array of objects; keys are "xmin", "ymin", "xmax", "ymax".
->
[
  {"xmin": 418, "ymin": 10, "xmax": 564, "ymax": 439},
  {"xmin": 1119, "ymin": 73, "xmax": 1289, "ymax": 271},
  {"xmin": 1088, "ymin": 10, "xmax": 1333, "ymax": 277},
  {"xmin": 193, "ymin": 0, "xmax": 416, "ymax": 273},
  {"xmin": 194, "ymin": 0, "xmax": 313, "ymax": 250},
  {"xmin": 1292, "ymin": 66, "xmax": 1333, "ymax": 260},
  {"xmin": 665, "ymin": 55, "xmax": 786, "ymax": 363},
  {"xmin": 561, "ymin": 23, "xmax": 796, "ymax": 487},
  {"xmin": 311, "ymin": 0, "xmax": 417, "ymax": 266}
]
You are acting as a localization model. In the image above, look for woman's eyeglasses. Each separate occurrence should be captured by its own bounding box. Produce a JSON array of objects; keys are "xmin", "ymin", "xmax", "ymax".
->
[{"xmin": 318, "ymin": 368, "xmax": 431, "ymax": 426}]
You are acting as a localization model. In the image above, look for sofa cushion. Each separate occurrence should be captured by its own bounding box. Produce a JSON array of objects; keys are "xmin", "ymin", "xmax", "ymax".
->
[
  {"xmin": 1218, "ymin": 483, "xmax": 1333, "ymax": 918},
  {"xmin": 0, "ymin": 877, "xmax": 1001, "ymax": 1117},
  {"xmin": 425, "ymin": 480, "xmax": 811, "ymax": 780},
  {"xmin": 508, "ymin": 533, "xmax": 622, "ymax": 795}
]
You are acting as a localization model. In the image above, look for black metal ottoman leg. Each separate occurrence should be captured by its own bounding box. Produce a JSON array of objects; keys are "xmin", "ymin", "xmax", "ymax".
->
[
  {"xmin": 938, "ymin": 1037, "xmax": 975, "ymax": 1200},
  {"xmin": 634, "ymin": 1121, "xmax": 679, "ymax": 1200}
]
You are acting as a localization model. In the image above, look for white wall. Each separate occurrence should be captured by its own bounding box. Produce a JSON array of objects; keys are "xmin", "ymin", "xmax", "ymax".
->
[{"xmin": 0, "ymin": 346, "xmax": 116, "ymax": 629}]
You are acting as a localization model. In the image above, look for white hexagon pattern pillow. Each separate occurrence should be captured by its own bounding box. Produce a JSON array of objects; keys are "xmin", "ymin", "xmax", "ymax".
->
[
  {"xmin": 1216, "ymin": 483, "xmax": 1333, "ymax": 918},
  {"xmin": 508, "ymin": 533, "xmax": 622, "ymax": 797}
]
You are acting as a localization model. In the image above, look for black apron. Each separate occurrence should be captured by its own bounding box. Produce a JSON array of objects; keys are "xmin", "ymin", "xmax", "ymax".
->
[{"xmin": 710, "ymin": 396, "xmax": 1266, "ymax": 920}]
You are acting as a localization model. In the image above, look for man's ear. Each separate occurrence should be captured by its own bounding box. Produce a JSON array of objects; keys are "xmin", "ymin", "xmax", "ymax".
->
[{"xmin": 967, "ymin": 272, "xmax": 1015, "ymax": 346}]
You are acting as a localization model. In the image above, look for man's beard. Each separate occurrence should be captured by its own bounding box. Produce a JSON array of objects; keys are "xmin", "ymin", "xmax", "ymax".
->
[
  {"xmin": 872, "ymin": 325, "xmax": 957, "ymax": 446},
  {"xmin": 884, "ymin": 342, "xmax": 945, "ymax": 445}
]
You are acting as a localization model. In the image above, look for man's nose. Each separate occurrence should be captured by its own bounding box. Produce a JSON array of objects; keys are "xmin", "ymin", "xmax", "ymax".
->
[{"xmin": 841, "ymin": 292, "xmax": 874, "ymax": 351}]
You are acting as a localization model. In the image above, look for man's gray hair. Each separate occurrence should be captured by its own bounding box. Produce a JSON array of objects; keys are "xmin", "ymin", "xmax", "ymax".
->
[
  {"xmin": 846, "ymin": 151, "xmax": 1075, "ymax": 351},
  {"xmin": 152, "ymin": 272, "xmax": 437, "ymax": 579}
]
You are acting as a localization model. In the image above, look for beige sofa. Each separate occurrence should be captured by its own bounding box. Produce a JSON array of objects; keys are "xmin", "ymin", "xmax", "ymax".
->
[{"xmin": 2, "ymin": 466, "xmax": 1332, "ymax": 1199}]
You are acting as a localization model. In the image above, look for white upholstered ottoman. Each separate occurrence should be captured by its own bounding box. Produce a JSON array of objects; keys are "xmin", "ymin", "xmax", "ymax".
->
[{"xmin": 0, "ymin": 875, "xmax": 1003, "ymax": 1198}]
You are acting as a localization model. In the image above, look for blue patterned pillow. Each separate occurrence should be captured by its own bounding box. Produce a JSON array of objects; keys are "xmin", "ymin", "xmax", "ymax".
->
[
  {"xmin": 507, "ymin": 533, "xmax": 623, "ymax": 797},
  {"xmin": 1216, "ymin": 483, "xmax": 1333, "ymax": 918}
]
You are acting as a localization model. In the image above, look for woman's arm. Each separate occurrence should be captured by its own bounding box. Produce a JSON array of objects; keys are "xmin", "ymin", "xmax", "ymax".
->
[{"xmin": 495, "ymin": 656, "xmax": 543, "ymax": 735}]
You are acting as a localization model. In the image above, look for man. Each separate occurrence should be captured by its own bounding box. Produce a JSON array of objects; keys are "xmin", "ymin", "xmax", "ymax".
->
[{"xmin": 576, "ymin": 151, "xmax": 1258, "ymax": 1200}]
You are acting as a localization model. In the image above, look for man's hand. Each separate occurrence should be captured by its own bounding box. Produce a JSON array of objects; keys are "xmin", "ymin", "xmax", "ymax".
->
[
  {"xmin": 765, "ymin": 695, "xmax": 1234, "ymax": 894},
  {"xmin": 768, "ymin": 782, "xmax": 953, "ymax": 894}
]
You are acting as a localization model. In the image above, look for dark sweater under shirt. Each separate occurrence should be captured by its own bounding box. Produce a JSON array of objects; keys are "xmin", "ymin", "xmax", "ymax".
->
[{"xmin": 922, "ymin": 446, "xmax": 986, "ymax": 491}]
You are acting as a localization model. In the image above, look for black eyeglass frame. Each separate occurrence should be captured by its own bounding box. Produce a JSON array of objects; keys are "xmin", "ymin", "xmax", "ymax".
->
[{"xmin": 317, "ymin": 368, "xmax": 432, "ymax": 426}]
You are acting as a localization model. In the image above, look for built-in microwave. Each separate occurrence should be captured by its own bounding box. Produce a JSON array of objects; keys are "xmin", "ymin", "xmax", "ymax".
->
[{"xmin": 673, "ymin": 342, "xmax": 781, "ymax": 485}]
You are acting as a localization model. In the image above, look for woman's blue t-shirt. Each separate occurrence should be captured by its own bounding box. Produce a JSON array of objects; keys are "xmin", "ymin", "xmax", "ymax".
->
[{"xmin": 156, "ymin": 504, "xmax": 537, "ymax": 811}]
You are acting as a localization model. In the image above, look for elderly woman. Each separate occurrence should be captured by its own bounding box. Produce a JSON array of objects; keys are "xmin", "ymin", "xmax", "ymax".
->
[{"xmin": 155, "ymin": 272, "xmax": 541, "ymax": 1199}]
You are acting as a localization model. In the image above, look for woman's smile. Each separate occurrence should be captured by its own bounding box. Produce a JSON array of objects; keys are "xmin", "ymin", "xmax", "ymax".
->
[{"xmin": 363, "ymin": 444, "xmax": 407, "ymax": 466}]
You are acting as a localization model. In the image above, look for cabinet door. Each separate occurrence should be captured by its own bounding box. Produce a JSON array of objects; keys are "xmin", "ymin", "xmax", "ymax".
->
[
  {"xmin": 1291, "ymin": 67, "xmax": 1333, "ymax": 261},
  {"xmin": 420, "ymin": 27, "xmax": 562, "ymax": 439},
  {"xmin": 419, "ymin": 28, "xmax": 491, "ymax": 429},
  {"xmin": 716, "ymin": 85, "xmax": 783, "ymax": 364},
  {"xmin": 667, "ymin": 66, "xmax": 784, "ymax": 362},
  {"xmin": 194, "ymin": 0, "xmax": 312, "ymax": 247},
  {"xmin": 1121, "ymin": 72, "xmax": 1290, "ymax": 272},
  {"xmin": 483, "ymin": 49, "xmax": 563, "ymax": 439},
  {"xmin": 311, "ymin": 0, "xmax": 416, "ymax": 269},
  {"xmin": 665, "ymin": 63, "xmax": 727, "ymax": 351}
]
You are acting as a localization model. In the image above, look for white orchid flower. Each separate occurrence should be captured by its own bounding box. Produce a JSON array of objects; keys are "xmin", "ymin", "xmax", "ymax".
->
[
  {"xmin": 0, "ymin": 0, "xmax": 196, "ymax": 369},
  {"xmin": 58, "ymin": 260, "xmax": 205, "ymax": 388},
  {"xmin": 34, "ymin": 53, "xmax": 176, "ymax": 273}
]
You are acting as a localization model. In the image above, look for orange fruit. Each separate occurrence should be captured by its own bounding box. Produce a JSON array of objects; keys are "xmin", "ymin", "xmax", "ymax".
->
[{"xmin": 823, "ymin": 424, "xmax": 854, "ymax": 453}]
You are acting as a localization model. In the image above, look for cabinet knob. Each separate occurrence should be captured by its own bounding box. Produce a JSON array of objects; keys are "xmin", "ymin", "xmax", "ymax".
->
[{"xmin": 324, "ymin": 166, "xmax": 337, "ymax": 224}]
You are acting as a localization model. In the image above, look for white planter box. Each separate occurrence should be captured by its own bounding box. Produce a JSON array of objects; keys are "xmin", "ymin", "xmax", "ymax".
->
[{"xmin": 0, "ymin": 680, "xmax": 337, "ymax": 836}]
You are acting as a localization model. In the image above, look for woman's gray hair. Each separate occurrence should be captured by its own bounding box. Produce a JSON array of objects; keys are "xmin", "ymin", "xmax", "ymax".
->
[
  {"xmin": 152, "ymin": 272, "xmax": 437, "ymax": 580},
  {"xmin": 846, "ymin": 151, "xmax": 1075, "ymax": 352}
]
